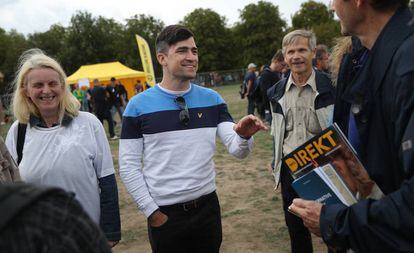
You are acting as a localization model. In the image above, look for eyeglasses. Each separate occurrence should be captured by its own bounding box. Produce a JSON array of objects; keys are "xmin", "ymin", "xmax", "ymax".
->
[{"xmin": 175, "ymin": 96, "xmax": 190, "ymax": 126}]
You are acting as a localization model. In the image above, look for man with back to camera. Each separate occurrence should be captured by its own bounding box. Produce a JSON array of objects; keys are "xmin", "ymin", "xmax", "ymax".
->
[
  {"xmin": 268, "ymin": 29, "xmax": 335, "ymax": 253},
  {"xmin": 259, "ymin": 49, "xmax": 286, "ymax": 124},
  {"xmin": 90, "ymin": 79, "xmax": 118, "ymax": 139},
  {"xmin": 289, "ymin": 0, "xmax": 414, "ymax": 252},
  {"xmin": 119, "ymin": 25, "xmax": 268, "ymax": 253}
]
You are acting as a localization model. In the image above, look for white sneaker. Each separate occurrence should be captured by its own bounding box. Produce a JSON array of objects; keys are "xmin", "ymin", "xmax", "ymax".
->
[{"xmin": 110, "ymin": 135, "xmax": 119, "ymax": 140}]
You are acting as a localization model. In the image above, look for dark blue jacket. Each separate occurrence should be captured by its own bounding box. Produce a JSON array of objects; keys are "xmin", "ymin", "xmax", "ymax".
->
[{"xmin": 321, "ymin": 7, "xmax": 414, "ymax": 252}]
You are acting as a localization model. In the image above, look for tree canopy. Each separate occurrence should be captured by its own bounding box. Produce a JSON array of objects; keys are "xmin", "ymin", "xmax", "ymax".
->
[
  {"xmin": 291, "ymin": 1, "xmax": 340, "ymax": 47},
  {"xmin": 0, "ymin": 0, "xmax": 350, "ymax": 91},
  {"xmin": 182, "ymin": 8, "xmax": 235, "ymax": 72},
  {"xmin": 122, "ymin": 14, "xmax": 164, "ymax": 77},
  {"xmin": 233, "ymin": 1, "xmax": 287, "ymax": 67},
  {"xmin": 0, "ymin": 29, "xmax": 29, "ymax": 92}
]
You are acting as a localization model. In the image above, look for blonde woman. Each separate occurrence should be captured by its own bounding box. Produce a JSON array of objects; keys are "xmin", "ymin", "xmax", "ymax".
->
[{"xmin": 5, "ymin": 49, "xmax": 120, "ymax": 247}]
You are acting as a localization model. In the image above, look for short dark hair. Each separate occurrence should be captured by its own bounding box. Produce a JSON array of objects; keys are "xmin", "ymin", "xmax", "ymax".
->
[
  {"xmin": 315, "ymin": 44, "xmax": 329, "ymax": 60},
  {"xmin": 156, "ymin": 25, "xmax": 194, "ymax": 54},
  {"xmin": 272, "ymin": 49, "xmax": 284, "ymax": 62},
  {"xmin": 110, "ymin": 77, "xmax": 116, "ymax": 81},
  {"xmin": 369, "ymin": 0, "xmax": 409, "ymax": 11}
]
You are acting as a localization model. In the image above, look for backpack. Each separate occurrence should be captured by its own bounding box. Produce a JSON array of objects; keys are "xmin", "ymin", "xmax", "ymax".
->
[
  {"xmin": 251, "ymin": 75, "xmax": 262, "ymax": 103},
  {"xmin": 239, "ymin": 81, "xmax": 247, "ymax": 99}
]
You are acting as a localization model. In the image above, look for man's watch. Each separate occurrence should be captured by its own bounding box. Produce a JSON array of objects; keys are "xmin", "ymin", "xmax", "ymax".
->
[{"xmin": 238, "ymin": 134, "xmax": 251, "ymax": 140}]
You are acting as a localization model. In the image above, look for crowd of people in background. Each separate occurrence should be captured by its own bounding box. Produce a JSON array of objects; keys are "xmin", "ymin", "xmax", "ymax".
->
[{"xmin": 68, "ymin": 76, "xmax": 147, "ymax": 140}]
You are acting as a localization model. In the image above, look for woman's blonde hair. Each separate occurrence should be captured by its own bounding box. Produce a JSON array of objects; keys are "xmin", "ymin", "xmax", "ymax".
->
[
  {"xmin": 330, "ymin": 36, "xmax": 353, "ymax": 86},
  {"xmin": 11, "ymin": 49, "xmax": 80, "ymax": 124}
]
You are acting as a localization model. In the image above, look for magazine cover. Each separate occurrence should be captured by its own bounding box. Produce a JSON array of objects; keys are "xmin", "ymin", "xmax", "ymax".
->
[
  {"xmin": 282, "ymin": 123, "xmax": 382, "ymax": 199},
  {"xmin": 292, "ymin": 163, "xmax": 357, "ymax": 206}
]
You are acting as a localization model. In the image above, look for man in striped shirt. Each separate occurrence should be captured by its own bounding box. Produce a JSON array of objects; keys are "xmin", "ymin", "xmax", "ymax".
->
[{"xmin": 119, "ymin": 25, "xmax": 267, "ymax": 253}]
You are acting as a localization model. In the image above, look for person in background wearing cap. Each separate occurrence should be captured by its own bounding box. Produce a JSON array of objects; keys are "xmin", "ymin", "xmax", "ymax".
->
[{"xmin": 244, "ymin": 63, "xmax": 257, "ymax": 115}]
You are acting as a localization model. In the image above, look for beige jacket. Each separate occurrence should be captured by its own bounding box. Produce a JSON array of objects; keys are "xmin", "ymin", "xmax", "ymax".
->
[{"xmin": 0, "ymin": 136, "xmax": 20, "ymax": 183}]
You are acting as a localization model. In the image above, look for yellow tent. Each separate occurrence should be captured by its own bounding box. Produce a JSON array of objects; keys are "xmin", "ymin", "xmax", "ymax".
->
[{"xmin": 67, "ymin": 61, "xmax": 147, "ymax": 99}]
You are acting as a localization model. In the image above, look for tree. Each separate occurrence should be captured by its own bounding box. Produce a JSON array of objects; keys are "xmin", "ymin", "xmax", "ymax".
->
[
  {"xmin": 61, "ymin": 11, "xmax": 124, "ymax": 74},
  {"xmin": 27, "ymin": 24, "xmax": 67, "ymax": 60},
  {"xmin": 292, "ymin": 0, "xmax": 333, "ymax": 29},
  {"xmin": 291, "ymin": 0, "xmax": 340, "ymax": 47},
  {"xmin": 122, "ymin": 14, "xmax": 164, "ymax": 77},
  {"xmin": 233, "ymin": 1, "xmax": 287, "ymax": 68},
  {"xmin": 0, "ymin": 29, "xmax": 28, "ymax": 92},
  {"xmin": 181, "ymin": 8, "xmax": 235, "ymax": 72},
  {"xmin": 311, "ymin": 22, "xmax": 341, "ymax": 47}
]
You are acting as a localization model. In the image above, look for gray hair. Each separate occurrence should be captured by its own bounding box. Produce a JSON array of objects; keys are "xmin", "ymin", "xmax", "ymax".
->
[{"xmin": 282, "ymin": 30, "xmax": 316, "ymax": 54}]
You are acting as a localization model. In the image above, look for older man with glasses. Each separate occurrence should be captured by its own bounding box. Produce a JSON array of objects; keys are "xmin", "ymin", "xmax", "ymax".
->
[{"xmin": 119, "ymin": 25, "xmax": 267, "ymax": 253}]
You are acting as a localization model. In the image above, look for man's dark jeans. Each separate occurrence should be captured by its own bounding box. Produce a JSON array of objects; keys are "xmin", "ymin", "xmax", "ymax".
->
[
  {"xmin": 247, "ymin": 95, "xmax": 256, "ymax": 115},
  {"xmin": 147, "ymin": 191, "xmax": 222, "ymax": 253},
  {"xmin": 97, "ymin": 110, "xmax": 116, "ymax": 138},
  {"xmin": 281, "ymin": 165, "xmax": 313, "ymax": 253}
]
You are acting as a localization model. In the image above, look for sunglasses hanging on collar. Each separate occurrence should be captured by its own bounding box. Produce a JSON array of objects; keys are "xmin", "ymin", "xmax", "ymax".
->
[{"xmin": 175, "ymin": 96, "xmax": 190, "ymax": 126}]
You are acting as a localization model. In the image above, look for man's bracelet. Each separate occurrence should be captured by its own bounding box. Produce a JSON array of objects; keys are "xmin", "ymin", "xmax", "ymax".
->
[{"xmin": 238, "ymin": 134, "xmax": 251, "ymax": 140}]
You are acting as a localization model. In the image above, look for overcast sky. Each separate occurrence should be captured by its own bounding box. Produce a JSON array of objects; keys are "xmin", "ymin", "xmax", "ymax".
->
[{"xmin": 0, "ymin": 0, "xmax": 332, "ymax": 35}]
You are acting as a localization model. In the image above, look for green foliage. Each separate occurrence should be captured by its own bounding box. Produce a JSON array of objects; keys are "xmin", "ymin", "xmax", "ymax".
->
[
  {"xmin": 61, "ymin": 11, "xmax": 124, "ymax": 74},
  {"xmin": 0, "ymin": 29, "xmax": 28, "ymax": 92},
  {"xmin": 233, "ymin": 1, "xmax": 287, "ymax": 68},
  {"xmin": 292, "ymin": 1, "xmax": 333, "ymax": 29},
  {"xmin": 182, "ymin": 8, "xmax": 235, "ymax": 71},
  {"xmin": 28, "ymin": 24, "xmax": 66, "ymax": 61},
  {"xmin": 0, "ymin": 1, "xmax": 352, "ymax": 88},
  {"xmin": 122, "ymin": 14, "xmax": 164, "ymax": 77},
  {"xmin": 312, "ymin": 22, "xmax": 341, "ymax": 47},
  {"xmin": 291, "ymin": 0, "xmax": 340, "ymax": 47}
]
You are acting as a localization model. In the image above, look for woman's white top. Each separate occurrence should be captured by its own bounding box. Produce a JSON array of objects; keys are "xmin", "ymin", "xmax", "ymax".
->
[{"xmin": 5, "ymin": 111, "xmax": 115, "ymax": 223}]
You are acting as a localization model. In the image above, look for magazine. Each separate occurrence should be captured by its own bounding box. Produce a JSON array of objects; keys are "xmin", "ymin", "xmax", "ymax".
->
[
  {"xmin": 283, "ymin": 123, "xmax": 383, "ymax": 202},
  {"xmin": 292, "ymin": 163, "xmax": 357, "ymax": 206}
]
